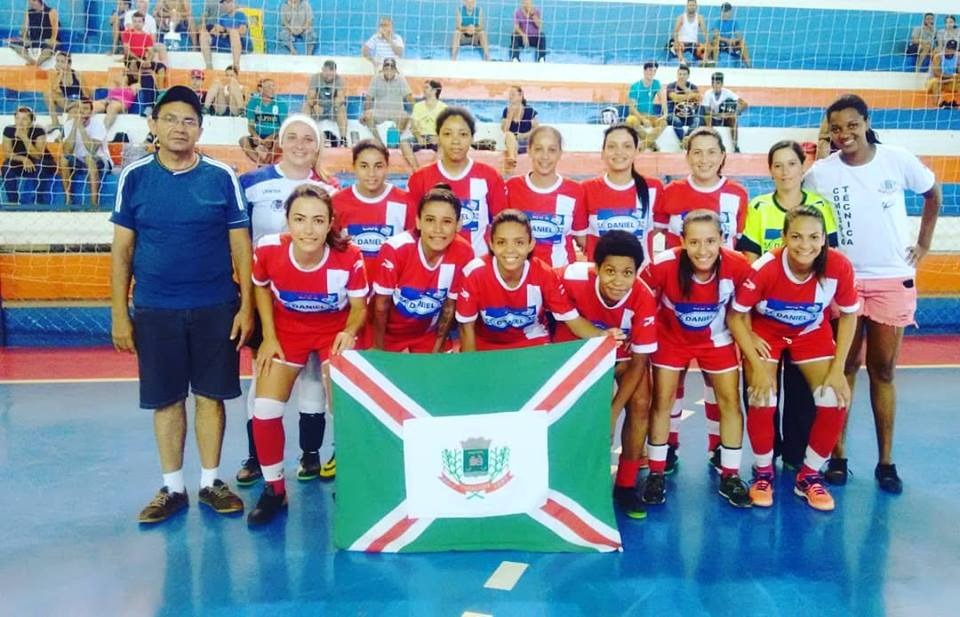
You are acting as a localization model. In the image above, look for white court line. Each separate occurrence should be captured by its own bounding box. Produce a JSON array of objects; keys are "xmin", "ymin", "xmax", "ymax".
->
[
  {"xmin": 462, "ymin": 612, "xmax": 493, "ymax": 617},
  {"xmin": 694, "ymin": 399, "xmax": 705, "ymax": 406},
  {"xmin": 484, "ymin": 561, "xmax": 529, "ymax": 591},
  {"xmin": 680, "ymin": 409, "xmax": 695, "ymax": 421}
]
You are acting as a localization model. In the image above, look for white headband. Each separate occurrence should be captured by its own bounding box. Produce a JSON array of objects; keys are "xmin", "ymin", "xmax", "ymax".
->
[{"xmin": 278, "ymin": 113, "xmax": 322, "ymax": 144}]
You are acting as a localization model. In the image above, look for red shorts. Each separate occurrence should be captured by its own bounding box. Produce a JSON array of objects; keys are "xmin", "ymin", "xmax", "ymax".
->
[
  {"xmin": 652, "ymin": 340, "xmax": 739, "ymax": 374},
  {"xmin": 759, "ymin": 325, "xmax": 836, "ymax": 365},
  {"xmin": 383, "ymin": 330, "xmax": 452, "ymax": 353},
  {"xmin": 276, "ymin": 329, "xmax": 336, "ymax": 366}
]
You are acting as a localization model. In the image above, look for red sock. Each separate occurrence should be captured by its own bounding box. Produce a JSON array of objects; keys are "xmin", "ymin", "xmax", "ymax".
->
[
  {"xmin": 803, "ymin": 399, "xmax": 846, "ymax": 479},
  {"xmin": 704, "ymin": 385, "xmax": 721, "ymax": 452},
  {"xmin": 647, "ymin": 442, "xmax": 668, "ymax": 475},
  {"xmin": 747, "ymin": 405, "xmax": 776, "ymax": 466},
  {"xmin": 253, "ymin": 398, "xmax": 287, "ymax": 495},
  {"xmin": 615, "ymin": 456, "xmax": 643, "ymax": 488}
]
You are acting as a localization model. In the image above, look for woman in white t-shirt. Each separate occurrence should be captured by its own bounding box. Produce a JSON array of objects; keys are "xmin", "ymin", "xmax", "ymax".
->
[{"xmin": 804, "ymin": 94, "xmax": 941, "ymax": 494}]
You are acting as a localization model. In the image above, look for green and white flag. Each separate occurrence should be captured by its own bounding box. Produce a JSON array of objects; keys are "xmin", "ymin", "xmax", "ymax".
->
[{"xmin": 330, "ymin": 337, "xmax": 622, "ymax": 553}]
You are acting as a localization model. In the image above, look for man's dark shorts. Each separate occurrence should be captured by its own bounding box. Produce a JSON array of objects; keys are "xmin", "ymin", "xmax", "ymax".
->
[{"xmin": 133, "ymin": 300, "xmax": 241, "ymax": 409}]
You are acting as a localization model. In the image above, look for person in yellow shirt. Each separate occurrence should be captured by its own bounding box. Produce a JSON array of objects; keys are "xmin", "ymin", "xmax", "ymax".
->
[{"xmin": 400, "ymin": 79, "xmax": 447, "ymax": 170}]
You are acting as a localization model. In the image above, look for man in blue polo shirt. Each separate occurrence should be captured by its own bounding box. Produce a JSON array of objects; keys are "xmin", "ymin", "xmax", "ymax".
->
[{"xmin": 111, "ymin": 85, "xmax": 254, "ymax": 524}]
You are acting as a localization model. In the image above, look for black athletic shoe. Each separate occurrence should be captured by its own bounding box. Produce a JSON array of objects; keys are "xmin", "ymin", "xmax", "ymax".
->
[
  {"xmin": 823, "ymin": 458, "xmax": 848, "ymax": 486},
  {"xmin": 708, "ymin": 446, "xmax": 722, "ymax": 474},
  {"xmin": 198, "ymin": 480, "xmax": 244, "ymax": 514},
  {"xmin": 138, "ymin": 487, "xmax": 188, "ymax": 524},
  {"xmin": 641, "ymin": 472, "xmax": 667, "ymax": 505},
  {"xmin": 664, "ymin": 445, "xmax": 680, "ymax": 475},
  {"xmin": 718, "ymin": 474, "xmax": 753, "ymax": 508},
  {"xmin": 297, "ymin": 451, "xmax": 321, "ymax": 482},
  {"xmin": 613, "ymin": 486, "xmax": 647, "ymax": 519},
  {"xmin": 235, "ymin": 457, "xmax": 262, "ymax": 487},
  {"xmin": 875, "ymin": 463, "xmax": 903, "ymax": 494},
  {"xmin": 247, "ymin": 484, "xmax": 288, "ymax": 526}
]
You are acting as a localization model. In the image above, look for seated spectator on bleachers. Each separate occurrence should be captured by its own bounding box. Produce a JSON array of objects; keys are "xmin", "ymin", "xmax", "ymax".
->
[
  {"xmin": 452, "ymin": 0, "xmax": 491, "ymax": 61},
  {"xmin": 279, "ymin": 0, "xmax": 315, "ymax": 55},
  {"xmin": 937, "ymin": 15, "xmax": 960, "ymax": 52},
  {"xmin": 155, "ymin": 4, "xmax": 191, "ymax": 51},
  {"xmin": 3, "ymin": 106, "xmax": 57, "ymax": 205},
  {"xmin": 137, "ymin": 47, "xmax": 167, "ymax": 114},
  {"xmin": 61, "ymin": 99, "xmax": 112, "ymax": 208},
  {"xmin": 625, "ymin": 61, "xmax": 667, "ymax": 152},
  {"xmin": 501, "ymin": 85, "xmax": 539, "ymax": 168},
  {"xmin": 511, "ymin": 0, "xmax": 546, "ymax": 62},
  {"xmin": 109, "ymin": 0, "xmax": 132, "ymax": 55},
  {"xmin": 908, "ymin": 12, "xmax": 937, "ymax": 73},
  {"xmin": 189, "ymin": 68, "xmax": 206, "ymax": 101},
  {"xmin": 240, "ymin": 78, "xmax": 288, "ymax": 165},
  {"xmin": 362, "ymin": 16, "xmax": 404, "ymax": 69},
  {"xmin": 200, "ymin": 0, "xmax": 250, "ymax": 71},
  {"xmin": 927, "ymin": 39, "xmax": 959, "ymax": 108},
  {"xmin": 124, "ymin": 0, "xmax": 158, "ymax": 34},
  {"xmin": 399, "ymin": 79, "xmax": 447, "ymax": 170},
  {"xmin": 666, "ymin": 64, "xmax": 701, "ymax": 147},
  {"xmin": 92, "ymin": 57, "xmax": 142, "ymax": 130},
  {"xmin": 670, "ymin": 0, "xmax": 706, "ymax": 66},
  {"xmin": 204, "ymin": 64, "xmax": 245, "ymax": 116},
  {"xmin": 46, "ymin": 51, "xmax": 88, "ymax": 127},
  {"xmin": 304, "ymin": 59, "xmax": 348, "ymax": 146},
  {"xmin": 702, "ymin": 71, "xmax": 747, "ymax": 152},
  {"xmin": 122, "ymin": 12, "xmax": 156, "ymax": 60},
  {"xmin": 9, "ymin": 0, "xmax": 59, "ymax": 67},
  {"xmin": 361, "ymin": 58, "xmax": 414, "ymax": 149},
  {"xmin": 707, "ymin": 3, "xmax": 751, "ymax": 67}
]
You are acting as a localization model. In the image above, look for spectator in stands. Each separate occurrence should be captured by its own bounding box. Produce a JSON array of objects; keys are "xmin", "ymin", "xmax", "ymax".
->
[
  {"xmin": 2, "ymin": 106, "xmax": 57, "ymax": 205},
  {"xmin": 927, "ymin": 39, "xmax": 959, "ymax": 108},
  {"xmin": 501, "ymin": 85, "xmax": 539, "ymax": 169},
  {"xmin": 626, "ymin": 61, "xmax": 667, "ymax": 152},
  {"xmin": 124, "ymin": 0, "xmax": 158, "ymax": 35},
  {"xmin": 908, "ymin": 12, "xmax": 937, "ymax": 73},
  {"xmin": 400, "ymin": 79, "xmax": 447, "ymax": 170},
  {"xmin": 670, "ymin": 0, "xmax": 706, "ymax": 65},
  {"xmin": 362, "ymin": 16, "xmax": 404, "ymax": 69},
  {"xmin": 61, "ymin": 99, "xmax": 111, "ymax": 208},
  {"xmin": 240, "ymin": 78, "xmax": 288, "ymax": 165},
  {"xmin": 452, "ymin": 0, "xmax": 491, "ymax": 61},
  {"xmin": 46, "ymin": 51, "xmax": 88, "ymax": 128},
  {"xmin": 93, "ymin": 57, "xmax": 142, "ymax": 131},
  {"xmin": 189, "ymin": 68, "xmax": 206, "ymax": 101},
  {"xmin": 666, "ymin": 64, "xmax": 701, "ymax": 147},
  {"xmin": 155, "ymin": 3, "xmax": 191, "ymax": 51},
  {"xmin": 304, "ymin": 59, "xmax": 348, "ymax": 146},
  {"xmin": 200, "ymin": 0, "xmax": 250, "ymax": 71},
  {"xmin": 205, "ymin": 64, "xmax": 245, "ymax": 116},
  {"xmin": 109, "ymin": 0, "xmax": 132, "ymax": 55},
  {"xmin": 702, "ymin": 72, "xmax": 747, "ymax": 152},
  {"xmin": 137, "ymin": 47, "xmax": 167, "ymax": 114},
  {"xmin": 511, "ymin": 0, "xmax": 546, "ymax": 62},
  {"xmin": 707, "ymin": 3, "xmax": 751, "ymax": 67},
  {"xmin": 361, "ymin": 58, "xmax": 414, "ymax": 149},
  {"xmin": 122, "ymin": 12, "xmax": 156, "ymax": 61},
  {"xmin": 279, "ymin": 0, "xmax": 315, "ymax": 55},
  {"xmin": 10, "ymin": 0, "xmax": 59, "ymax": 67},
  {"xmin": 936, "ymin": 15, "xmax": 960, "ymax": 52}
]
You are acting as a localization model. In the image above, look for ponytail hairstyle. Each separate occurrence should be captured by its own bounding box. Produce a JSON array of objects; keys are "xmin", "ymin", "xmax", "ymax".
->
[
  {"xmin": 684, "ymin": 126, "xmax": 727, "ymax": 176},
  {"xmin": 417, "ymin": 182, "xmax": 462, "ymax": 219},
  {"xmin": 825, "ymin": 94, "xmax": 880, "ymax": 145},
  {"xmin": 490, "ymin": 209, "xmax": 533, "ymax": 258},
  {"xmin": 782, "ymin": 205, "xmax": 829, "ymax": 281},
  {"xmin": 601, "ymin": 123, "xmax": 650, "ymax": 220},
  {"xmin": 283, "ymin": 184, "xmax": 349, "ymax": 252},
  {"xmin": 511, "ymin": 85, "xmax": 527, "ymax": 107},
  {"xmin": 678, "ymin": 209, "xmax": 723, "ymax": 298}
]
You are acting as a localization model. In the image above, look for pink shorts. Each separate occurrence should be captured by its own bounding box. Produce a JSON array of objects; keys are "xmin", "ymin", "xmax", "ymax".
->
[
  {"xmin": 855, "ymin": 277, "xmax": 917, "ymax": 328},
  {"xmin": 759, "ymin": 325, "xmax": 835, "ymax": 364},
  {"xmin": 652, "ymin": 340, "xmax": 740, "ymax": 374}
]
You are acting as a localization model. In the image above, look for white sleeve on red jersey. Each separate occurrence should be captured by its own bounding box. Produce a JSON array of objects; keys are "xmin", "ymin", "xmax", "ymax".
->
[
  {"xmin": 732, "ymin": 251, "xmax": 775, "ymax": 313},
  {"xmin": 455, "ymin": 258, "xmax": 485, "ymax": 323},
  {"xmin": 540, "ymin": 261, "xmax": 579, "ymax": 321},
  {"xmin": 630, "ymin": 280, "xmax": 658, "ymax": 354},
  {"xmin": 251, "ymin": 233, "xmax": 282, "ymax": 286},
  {"xmin": 569, "ymin": 181, "xmax": 589, "ymax": 235}
]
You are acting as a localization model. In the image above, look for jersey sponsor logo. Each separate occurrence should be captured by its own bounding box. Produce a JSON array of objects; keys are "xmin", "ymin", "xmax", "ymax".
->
[
  {"xmin": 480, "ymin": 306, "xmax": 538, "ymax": 331},
  {"xmin": 674, "ymin": 302, "xmax": 720, "ymax": 330},
  {"xmin": 347, "ymin": 224, "xmax": 394, "ymax": 255},
  {"xmin": 395, "ymin": 286, "xmax": 447, "ymax": 318},
  {"xmin": 762, "ymin": 299, "xmax": 823, "ymax": 327},
  {"xmin": 270, "ymin": 199, "xmax": 284, "ymax": 212},
  {"xmin": 597, "ymin": 208, "xmax": 644, "ymax": 238},
  {"xmin": 460, "ymin": 198, "xmax": 481, "ymax": 231},
  {"xmin": 528, "ymin": 213, "xmax": 565, "ymax": 244},
  {"xmin": 277, "ymin": 290, "xmax": 341, "ymax": 312}
]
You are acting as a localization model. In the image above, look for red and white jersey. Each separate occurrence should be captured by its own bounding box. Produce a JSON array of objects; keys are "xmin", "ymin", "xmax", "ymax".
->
[
  {"xmin": 581, "ymin": 174, "xmax": 663, "ymax": 261},
  {"xmin": 407, "ymin": 158, "xmax": 507, "ymax": 258},
  {"xmin": 456, "ymin": 255, "xmax": 578, "ymax": 350},
  {"xmin": 655, "ymin": 176, "xmax": 748, "ymax": 250},
  {"xmin": 505, "ymin": 173, "xmax": 587, "ymax": 268},
  {"xmin": 732, "ymin": 247, "xmax": 860, "ymax": 339},
  {"xmin": 333, "ymin": 183, "xmax": 413, "ymax": 282},
  {"xmin": 554, "ymin": 261, "xmax": 658, "ymax": 360},
  {"xmin": 640, "ymin": 247, "xmax": 750, "ymax": 348},
  {"xmin": 252, "ymin": 233, "xmax": 368, "ymax": 338},
  {"xmin": 373, "ymin": 231, "xmax": 475, "ymax": 340}
]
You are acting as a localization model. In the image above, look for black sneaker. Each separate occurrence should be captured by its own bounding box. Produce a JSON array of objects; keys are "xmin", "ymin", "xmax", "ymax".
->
[
  {"xmin": 875, "ymin": 463, "xmax": 903, "ymax": 494},
  {"xmin": 718, "ymin": 474, "xmax": 753, "ymax": 508},
  {"xmin": 318, "ymin": 453, "xmax": 336, "ymax": 481},
  {"xmin": 641, "ymin": 472, "xmax": 667, "ymax": 505},
  {"xmin": 613, "ymin": 486, "xmax": 647, "ymax": 520},
  {"xmin": 198, "ymin": 479, "xmax": 244, "ymax": 514},
  {"xmin": 664, "ymin": 445, "xmax": 679, "ymax": 475},
  {"xmin": 235, "ymin": 457, "xmax": 262, "ymax": 487},
  {"xmin": 708, "ymin": 446, "xmax": 722, "ymax": 474},
  {"xmin": 298, "ymin": 451, "xmax": 321, "ymax": 482},
  {"xmin": 823, "ymin": 458, "xmax": 848, "ymax": 485},
  {"xmin": 248, "ymin": 484, "xmax": 288, "ymax": 526},
  {"xmin": 138, "ymin": 487, "xmax": 188, "ymax": 524}
]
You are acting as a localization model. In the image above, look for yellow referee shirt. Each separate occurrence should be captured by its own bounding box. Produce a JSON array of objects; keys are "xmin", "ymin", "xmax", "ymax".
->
[{"xmin": 736, "ymin": 190, "xmax": 838, "ymax": 257}]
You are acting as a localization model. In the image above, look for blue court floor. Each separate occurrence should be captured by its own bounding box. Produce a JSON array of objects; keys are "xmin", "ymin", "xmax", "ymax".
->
[{"xmin": 1, "ymin": 368, "xmax": 958, "ymax": 616}]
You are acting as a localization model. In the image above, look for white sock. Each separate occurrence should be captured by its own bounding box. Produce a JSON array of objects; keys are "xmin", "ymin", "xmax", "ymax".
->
[
  {"xmin": 163, "ymin": 470, "xmax": 185, "ymax": 494},
  {"xmin": 200, "ymin": 466, "xmax": 219, "ymax": 489}
]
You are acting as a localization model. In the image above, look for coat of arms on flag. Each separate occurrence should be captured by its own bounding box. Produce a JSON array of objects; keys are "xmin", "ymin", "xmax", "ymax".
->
[{"xmin": 329, "ymin": 337, "xmax": 623, "ymax": 553}]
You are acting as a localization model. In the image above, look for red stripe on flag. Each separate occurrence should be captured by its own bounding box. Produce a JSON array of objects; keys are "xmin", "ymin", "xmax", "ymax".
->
[
  {"xmin": 334, "ymin": 356, "xmax": 416, "ymax": 427},
  {"xmin": 541, "ymin": 498, "xmax": 620, "ymax": 549},
  {"xmin": 534, "ymin": 337, "xmax": 616, "ymax": 414},
  {"xmin": 367, "ymin": 516, "xmax": 419, "ymax": 552}
]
